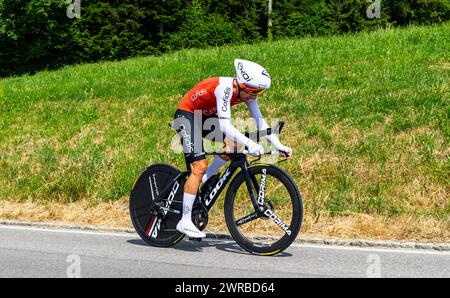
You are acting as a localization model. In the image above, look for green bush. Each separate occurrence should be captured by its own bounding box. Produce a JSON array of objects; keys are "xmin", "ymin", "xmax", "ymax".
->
[
  {"xmin": 202, "ymin": 0, "xmax": 267, "ymax": 42},
  {"xmin": 72, "ymin": 1, "xmax": 159, "ymax": 62},
  {"xmin": 273, "ymin": 1, "xmax": 336, "ymax": 38},
  {"xmin": 160, "ymin": 1, "xmax": 244, "ymax": 51},
  {"xmin": 1, "ymin": 0, "xmax": 449, "ymax": 77},
  {"xmin": 0, "ymin": 0, "xmax": 77, "ymax": 77},
  {"xmin": 273, "ymin": 0, "xmax": 391, "ymax": 38},
  {"xmin": 388, "ymin": 0, "xmax": 450, "ymax": 25}
]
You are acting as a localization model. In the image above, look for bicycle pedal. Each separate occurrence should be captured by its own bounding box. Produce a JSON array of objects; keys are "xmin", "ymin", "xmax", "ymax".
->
[{"xmin": 189, "ymin": 237, "xmax": 202, "ymax": 242}]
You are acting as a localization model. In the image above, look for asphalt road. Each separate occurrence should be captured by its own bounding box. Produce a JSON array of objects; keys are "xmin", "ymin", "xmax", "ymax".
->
[{"xmin": 0, "ymin": 224, "xmax": 448, "ymax": 278}]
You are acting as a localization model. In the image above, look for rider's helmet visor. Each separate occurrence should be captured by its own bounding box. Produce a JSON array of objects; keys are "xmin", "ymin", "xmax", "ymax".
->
[{"xmin": 239, "ymin": 83, "xmax": 265, "ymax": 95}]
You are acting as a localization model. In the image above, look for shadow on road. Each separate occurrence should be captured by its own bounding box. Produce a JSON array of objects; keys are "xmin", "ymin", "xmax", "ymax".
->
[{"xmin": 127, "ymin": 238, "xmax": 292, "ymax": 257}]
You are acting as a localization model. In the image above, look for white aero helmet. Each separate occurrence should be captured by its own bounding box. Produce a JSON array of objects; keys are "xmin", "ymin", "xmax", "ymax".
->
[{"xmin": 234, "ymin": 59, "xmax": 271, "ymax": 93}]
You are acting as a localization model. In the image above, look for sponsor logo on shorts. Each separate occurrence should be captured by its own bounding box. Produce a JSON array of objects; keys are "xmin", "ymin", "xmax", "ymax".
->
[{"xmin": 179, "ymin": 124, "xmax": 193, "ymax": 153}]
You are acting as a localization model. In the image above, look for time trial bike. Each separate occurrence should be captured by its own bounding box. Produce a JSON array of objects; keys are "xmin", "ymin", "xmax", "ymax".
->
[{"xmin": 129, "ymin": 121, "xmax": 303, "ymax": 256}]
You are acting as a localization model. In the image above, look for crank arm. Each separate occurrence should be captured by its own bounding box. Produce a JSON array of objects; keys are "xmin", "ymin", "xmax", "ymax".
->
[{"xmin": 159, "ymin": 206, "xmax": 181, "ymax": 215}]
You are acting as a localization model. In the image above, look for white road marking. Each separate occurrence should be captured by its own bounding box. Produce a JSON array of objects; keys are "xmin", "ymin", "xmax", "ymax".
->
[
  {"xmin": 0, "ymin": 224, "xmax": 448, "ymax": 256},
  {"xmin": 290, "ymin": 243, "xmax": 450, "ymax": 256},
  {"xmin": 188, "ymin": 237, "xmax": 450, "ymax": 256},
  {"xmin": 0, "ymin": 225, "xmax": 135, "ymax": 238}
]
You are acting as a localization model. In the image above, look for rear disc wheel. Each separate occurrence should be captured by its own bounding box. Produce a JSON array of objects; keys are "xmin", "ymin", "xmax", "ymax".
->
[{"xmin": 129, "ymin": 163, "xmax": 185, "ymax": 247}]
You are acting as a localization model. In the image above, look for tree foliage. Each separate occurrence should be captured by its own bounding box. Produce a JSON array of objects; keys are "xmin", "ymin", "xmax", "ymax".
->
[{"xmin": 1, "ymin": 0, "xmax": 449, "ymax": 77}]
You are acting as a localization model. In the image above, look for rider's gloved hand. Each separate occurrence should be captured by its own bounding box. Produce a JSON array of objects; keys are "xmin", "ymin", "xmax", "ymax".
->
[
  {"xmin": 247, "ymin": 142, "xmax": 265, "ymax": 156},
  {"xmin": 277, "ymin": 145, "xmax": 293, "ymax": 158}
]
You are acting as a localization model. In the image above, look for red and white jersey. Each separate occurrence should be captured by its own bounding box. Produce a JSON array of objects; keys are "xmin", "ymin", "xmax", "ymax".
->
[
  {"xmin": 177, "ymin": 77, "xmax": 282, "ymax": 148},
  {"xmin": 178, "ymin": 77, "xmax": 243, "ymax": 117}
]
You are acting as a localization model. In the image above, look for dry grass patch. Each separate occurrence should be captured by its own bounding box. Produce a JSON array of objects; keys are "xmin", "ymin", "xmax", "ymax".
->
[
  {"xmin": 429, "ymin": 62, "xmax": 450, "ymax": 70},
  {"xmin": 1, "ymin": 200, "xmax": 448, "ymax": 243},
  {"xmin": 0, "ymin": 198, "xmax": 131, "ymax": 228},
  {"xmin": 299, "ymin": 213, "xmax": 449, "ymax": 242}
]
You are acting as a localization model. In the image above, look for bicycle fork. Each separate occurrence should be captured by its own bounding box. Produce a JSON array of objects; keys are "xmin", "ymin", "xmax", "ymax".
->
[
  {"xmin": 238, "ymin": 165, "xmax": 292, "ymax": 236},
  {"xmin": 234, "ymin": 163, "xmax": 268, "ymax": 227}
]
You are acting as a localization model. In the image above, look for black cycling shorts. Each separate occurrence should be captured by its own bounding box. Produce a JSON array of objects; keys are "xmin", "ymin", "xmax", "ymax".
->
[{"xmin": 173, "ymin": 109, "xmax": 225, "ymax": 170}]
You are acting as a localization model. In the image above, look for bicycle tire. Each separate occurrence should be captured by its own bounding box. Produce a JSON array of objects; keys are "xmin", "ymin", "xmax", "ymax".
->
[
  {"xmin": 129, "ymin": 163, "xmax": 185, "ymax": 247},
  {"xmin": 224, "ymin": 165, "xmax": 303, "ymax": 256}
]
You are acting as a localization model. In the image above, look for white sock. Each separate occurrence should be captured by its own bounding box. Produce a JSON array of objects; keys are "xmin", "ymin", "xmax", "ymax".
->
[
  {"xmin": 181, "ymin": 193, "xmax": 196, "ymax": 223},
  {"xmin": 202, "ymin": 156, "xmax": 227, "ymax": 183}
]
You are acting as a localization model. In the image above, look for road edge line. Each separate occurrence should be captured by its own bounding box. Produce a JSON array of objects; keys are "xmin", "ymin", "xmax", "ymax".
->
[{"xmin": 1, "ymin": 219, "xmax": 448, "ymax": 251}]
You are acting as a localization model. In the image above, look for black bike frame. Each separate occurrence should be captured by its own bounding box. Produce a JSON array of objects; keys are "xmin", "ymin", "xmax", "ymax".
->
[
  {"xmin": 201, "ymin": 153, "xmax": 261, "ymax": 213},
  {"xmin": 152, "ymin": 153, "xmax": 262, "ymax": 216}
]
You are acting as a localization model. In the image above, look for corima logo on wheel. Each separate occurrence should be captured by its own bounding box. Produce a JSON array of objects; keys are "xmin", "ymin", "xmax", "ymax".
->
[
  {"xmin": 205, "ymin": 168, "xmax": 231, "ymax": 206},
  {"xmin": 152, "ymin": 175, "xmax": 160, "ymax": 197},
  {"xmin": 258, "ymin": 169, "xmax": 267, "ymax": 205},
  {"xmin": 264, "ymin": 209, "xmax": 292, "ymax": 236},
  {"xmin": 258, "ymin": 169, "xmax": 291, "ymax": 235}
]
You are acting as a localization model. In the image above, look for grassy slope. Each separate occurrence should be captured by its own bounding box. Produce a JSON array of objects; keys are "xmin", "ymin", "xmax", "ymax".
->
[{"xmin": 0, "ymin": 23, "xmax": 449, "ymax": 241}]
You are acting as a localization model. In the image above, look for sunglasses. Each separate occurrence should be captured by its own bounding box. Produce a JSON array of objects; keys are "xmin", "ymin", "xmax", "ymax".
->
[{"xmin": 239, "ymin": 83, "xmax": 265, "ymax": 95}]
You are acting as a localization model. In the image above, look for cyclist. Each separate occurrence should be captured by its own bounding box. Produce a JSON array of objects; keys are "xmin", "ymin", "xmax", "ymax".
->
[{"xmin": 173, "ymin": 59, "xmax": 292, "ymax": 238}]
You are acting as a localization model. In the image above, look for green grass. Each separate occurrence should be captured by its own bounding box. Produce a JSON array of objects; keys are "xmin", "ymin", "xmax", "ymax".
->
[{"xmin": 0, "ymin": 23, "xmax": 449, "ymax": 222}]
